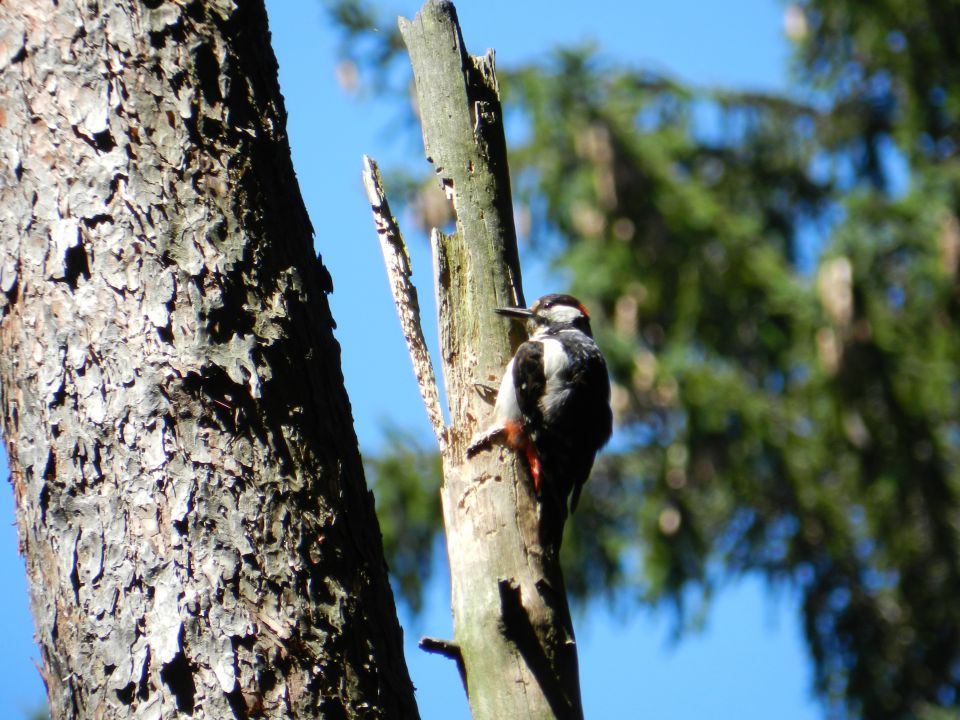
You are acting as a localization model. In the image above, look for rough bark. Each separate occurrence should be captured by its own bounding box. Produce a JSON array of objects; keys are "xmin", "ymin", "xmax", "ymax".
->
[
  {"xmin": 0, "ymin": 2, "xmax": 418, "ymax": 719},
  {"xmin": 397, "ymin": 2, "xmax": 584, "ymax": 718}
]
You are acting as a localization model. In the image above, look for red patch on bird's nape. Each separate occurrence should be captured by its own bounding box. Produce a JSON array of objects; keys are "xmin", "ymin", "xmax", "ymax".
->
[
  {"xmin": 578, "ymin": 303, "xmax": 589, "ymax": 318},
  {"xmin": 525, "ymin": 445, "xmax": 542, "ymax": 492}
]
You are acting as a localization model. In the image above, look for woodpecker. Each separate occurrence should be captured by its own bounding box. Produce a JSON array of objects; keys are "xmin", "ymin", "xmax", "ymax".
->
[{"xmin": 470, "ymin": 293, "xmax": 613, "ymax": 512}]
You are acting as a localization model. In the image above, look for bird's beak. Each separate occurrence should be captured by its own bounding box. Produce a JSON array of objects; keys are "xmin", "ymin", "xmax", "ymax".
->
[{"xmin": 495, "ymin": 306, "xmax": 534, "ymax": 321}]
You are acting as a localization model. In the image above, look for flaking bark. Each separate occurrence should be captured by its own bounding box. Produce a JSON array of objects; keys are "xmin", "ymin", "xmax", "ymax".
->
[
  {"xmin": 0, "ymin": 2, "xmax": 418, "ymax": 718},
  {"xmin": 397, "ymin": 2, "xmax": 584, "ymax": 718}
]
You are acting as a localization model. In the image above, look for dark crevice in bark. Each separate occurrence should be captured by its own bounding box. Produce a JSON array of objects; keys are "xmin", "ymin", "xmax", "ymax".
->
[
  {"xmin": 185, "ymin": 1, "xmax": 206, "ymax": 23},
  {"xmin": 137, "ymin": 647, "xmax": 151, "ymax": 701},
  {"xmin": 200, "ymin": 116, "xmax": 225, "ymax": 144},
  {"xmin": 82, "ymin": 214, "xmax": 112, "ymax": 229},
  {"xmin": 182, "ymin": 366, "xmax": 250, "ymax": 426},
  {"xmin": 318, "ymin": 697, "xmax": 350, "ymax": 720},
  {"xmin": 169, "ymin": 71, "xmax": 187, "ymax": 101},
  {"xmin": 38, "ymin": 483, "xmax": 49, "ymax": 523},
  {"xmin": 150, "ymin": 21, "xmax": 185, "ymax": 51},
  {"xmin": 92, "ymin": 129, "xmax": 116, "ymax": 153},
  {"xmin": 225, "ymin": 686, "xmax": 246, "ymax": 719},
  {"xmin": 223, "ymin": 61, "xmax": 256, "ymax": 146},
  {"xmin": 69, "ymin": 542, "xmax": 81, "ymax": 602},
  {"xmin": 41, "ymin": 449, "xmax": 56, "ymax": 481},
  {"xmin": 3, "ymin": 277, "xmax": 18, "ymax": 311},
  {"xmin": 147, "ymin": 31, "xmax": 166, "ymax": 50},
  {"xmin": 115, "ymin": 682, "xmax": 135, "ymax": 705},
  {"xmin": 156, "ymin": 324, "xmax": 174, "ymax": 344},
  {"xmin": 194, "ymin": 43, "xmax": 223, "ymax": 106},
  {"xmin": 63, "ymin": 241, "xmax": 90, "ymax": 289},
  {"xmin": 205, "ymin": 292, "xmax": 255, "ymax": 341},
  {"xmin": 160, "ymin": 650, "xmax": 197, "ymax": 715},
  {"xmin": 257, "ymin": 664, "xmax": 277, "ymax": 694},
  {"xmin": 71, "ymin": 125, "xmax": 115, "ymax": 153},
  {"xmin": 191, "ymin": 266, "xmax": 209, "ymax": 296}
]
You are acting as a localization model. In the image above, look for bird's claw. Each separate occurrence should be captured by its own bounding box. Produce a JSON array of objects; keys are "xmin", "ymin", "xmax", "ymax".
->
[{"xmin": 466, "ymin": 424, "xmax": 505, "ymax": 457}]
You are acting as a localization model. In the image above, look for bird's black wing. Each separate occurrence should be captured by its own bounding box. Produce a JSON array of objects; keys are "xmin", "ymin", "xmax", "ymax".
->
[{"xmin": 511, "ymin": 340, "xmax": 545, "ymax": 428}]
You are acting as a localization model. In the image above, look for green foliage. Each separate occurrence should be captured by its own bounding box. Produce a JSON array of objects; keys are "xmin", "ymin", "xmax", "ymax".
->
[
  {"xmin": 325, "ymin": 0, "xmax": 406, "ymax": 92},
  {"xmin": 794, "ymin": 0, "xmax": 960, "ymax": 178},
  {"xmin": 920, "ymin": 706, "xmax": 960, "ymax": 720},
  {"xmin": 327, "ymin": 1, "xmax": 960, "ymax": 717},
  {"xmin": 364, "ymin": 427, "xmax": 442, "ymax": 613},
  {"xmin": 503, "ymin": 45, "xmax": 960, "ymax": 716},
  {"xmin": 24, "ymin": 705, "xmax": 48, "ymax": 720}
]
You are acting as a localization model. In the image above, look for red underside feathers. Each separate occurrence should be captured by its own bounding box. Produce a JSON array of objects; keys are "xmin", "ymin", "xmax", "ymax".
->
[
  {"xmin": 503, "ymin": 420, "xmax": 542, "ymax": 492},
  {"xmin": 525, "ymin": 444, "xmax": 542, "ymax": 492},
  {"xmin": 503, "ymin": 419, "xmax": 526, "ymax": 449}
]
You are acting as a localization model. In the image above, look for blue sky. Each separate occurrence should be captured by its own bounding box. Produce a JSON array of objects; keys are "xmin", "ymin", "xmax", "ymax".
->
[{"xmin": 0, "ymin": 1, "xmax": 821, "ymax": 717}]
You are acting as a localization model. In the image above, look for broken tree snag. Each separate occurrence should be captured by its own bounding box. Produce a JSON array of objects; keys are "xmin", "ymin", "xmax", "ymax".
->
[
  {"xmin": 0, "ymin": 1, "xmax": 419, "ymax": 719},
  {"xmin": 419, "ymin": 636, "xmax": 468, "ymax": 692},
  {"xmin": 362, "ymin": 155, "xmax": 447, "ymax": 449},
  {"xmin": 396, "ymin": 1, "xmax": 585, "ymax": 718}
]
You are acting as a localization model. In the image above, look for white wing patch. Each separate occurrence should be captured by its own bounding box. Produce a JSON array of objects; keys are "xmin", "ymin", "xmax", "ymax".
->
[
  {"xmin": 539, "ymin": 338, "xmax": 571, "ymax": 420},
  {"xmin": 493, "ymin": 358, "xmax": 521, "ymax": 422}
]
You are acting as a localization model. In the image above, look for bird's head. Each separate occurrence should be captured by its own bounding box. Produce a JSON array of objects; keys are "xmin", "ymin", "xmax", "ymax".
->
[{"xmin": 495, "ymin": 293, "xmax": 594, "ymax": 336}]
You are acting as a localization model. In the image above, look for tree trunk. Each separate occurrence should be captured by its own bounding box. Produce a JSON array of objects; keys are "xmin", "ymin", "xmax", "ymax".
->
[
  {"xmin": 397, "ymin": 2, "xmax": 584, "ymax": 718},
  {"xmin": 0, "ymin": 2, "xmax": 418, "ymax": 718}
]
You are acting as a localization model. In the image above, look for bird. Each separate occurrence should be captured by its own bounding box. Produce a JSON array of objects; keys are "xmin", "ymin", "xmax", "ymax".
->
[{"xmin": 469, "ymin": 293, "xmax": 613, "ymax": 513}]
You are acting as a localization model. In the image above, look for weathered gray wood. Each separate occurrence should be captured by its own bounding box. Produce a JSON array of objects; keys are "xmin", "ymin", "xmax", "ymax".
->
[
  {"xmin": 0, "ymin": 2, "xmax": 418, "ymax": 718},
  {"xmin": 398, "ymin": 2, "xmax": 584, "ymax": 718},
  {"xmin": 363, "ymin": 156, "xmax": 447, "ymax": 448}
]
